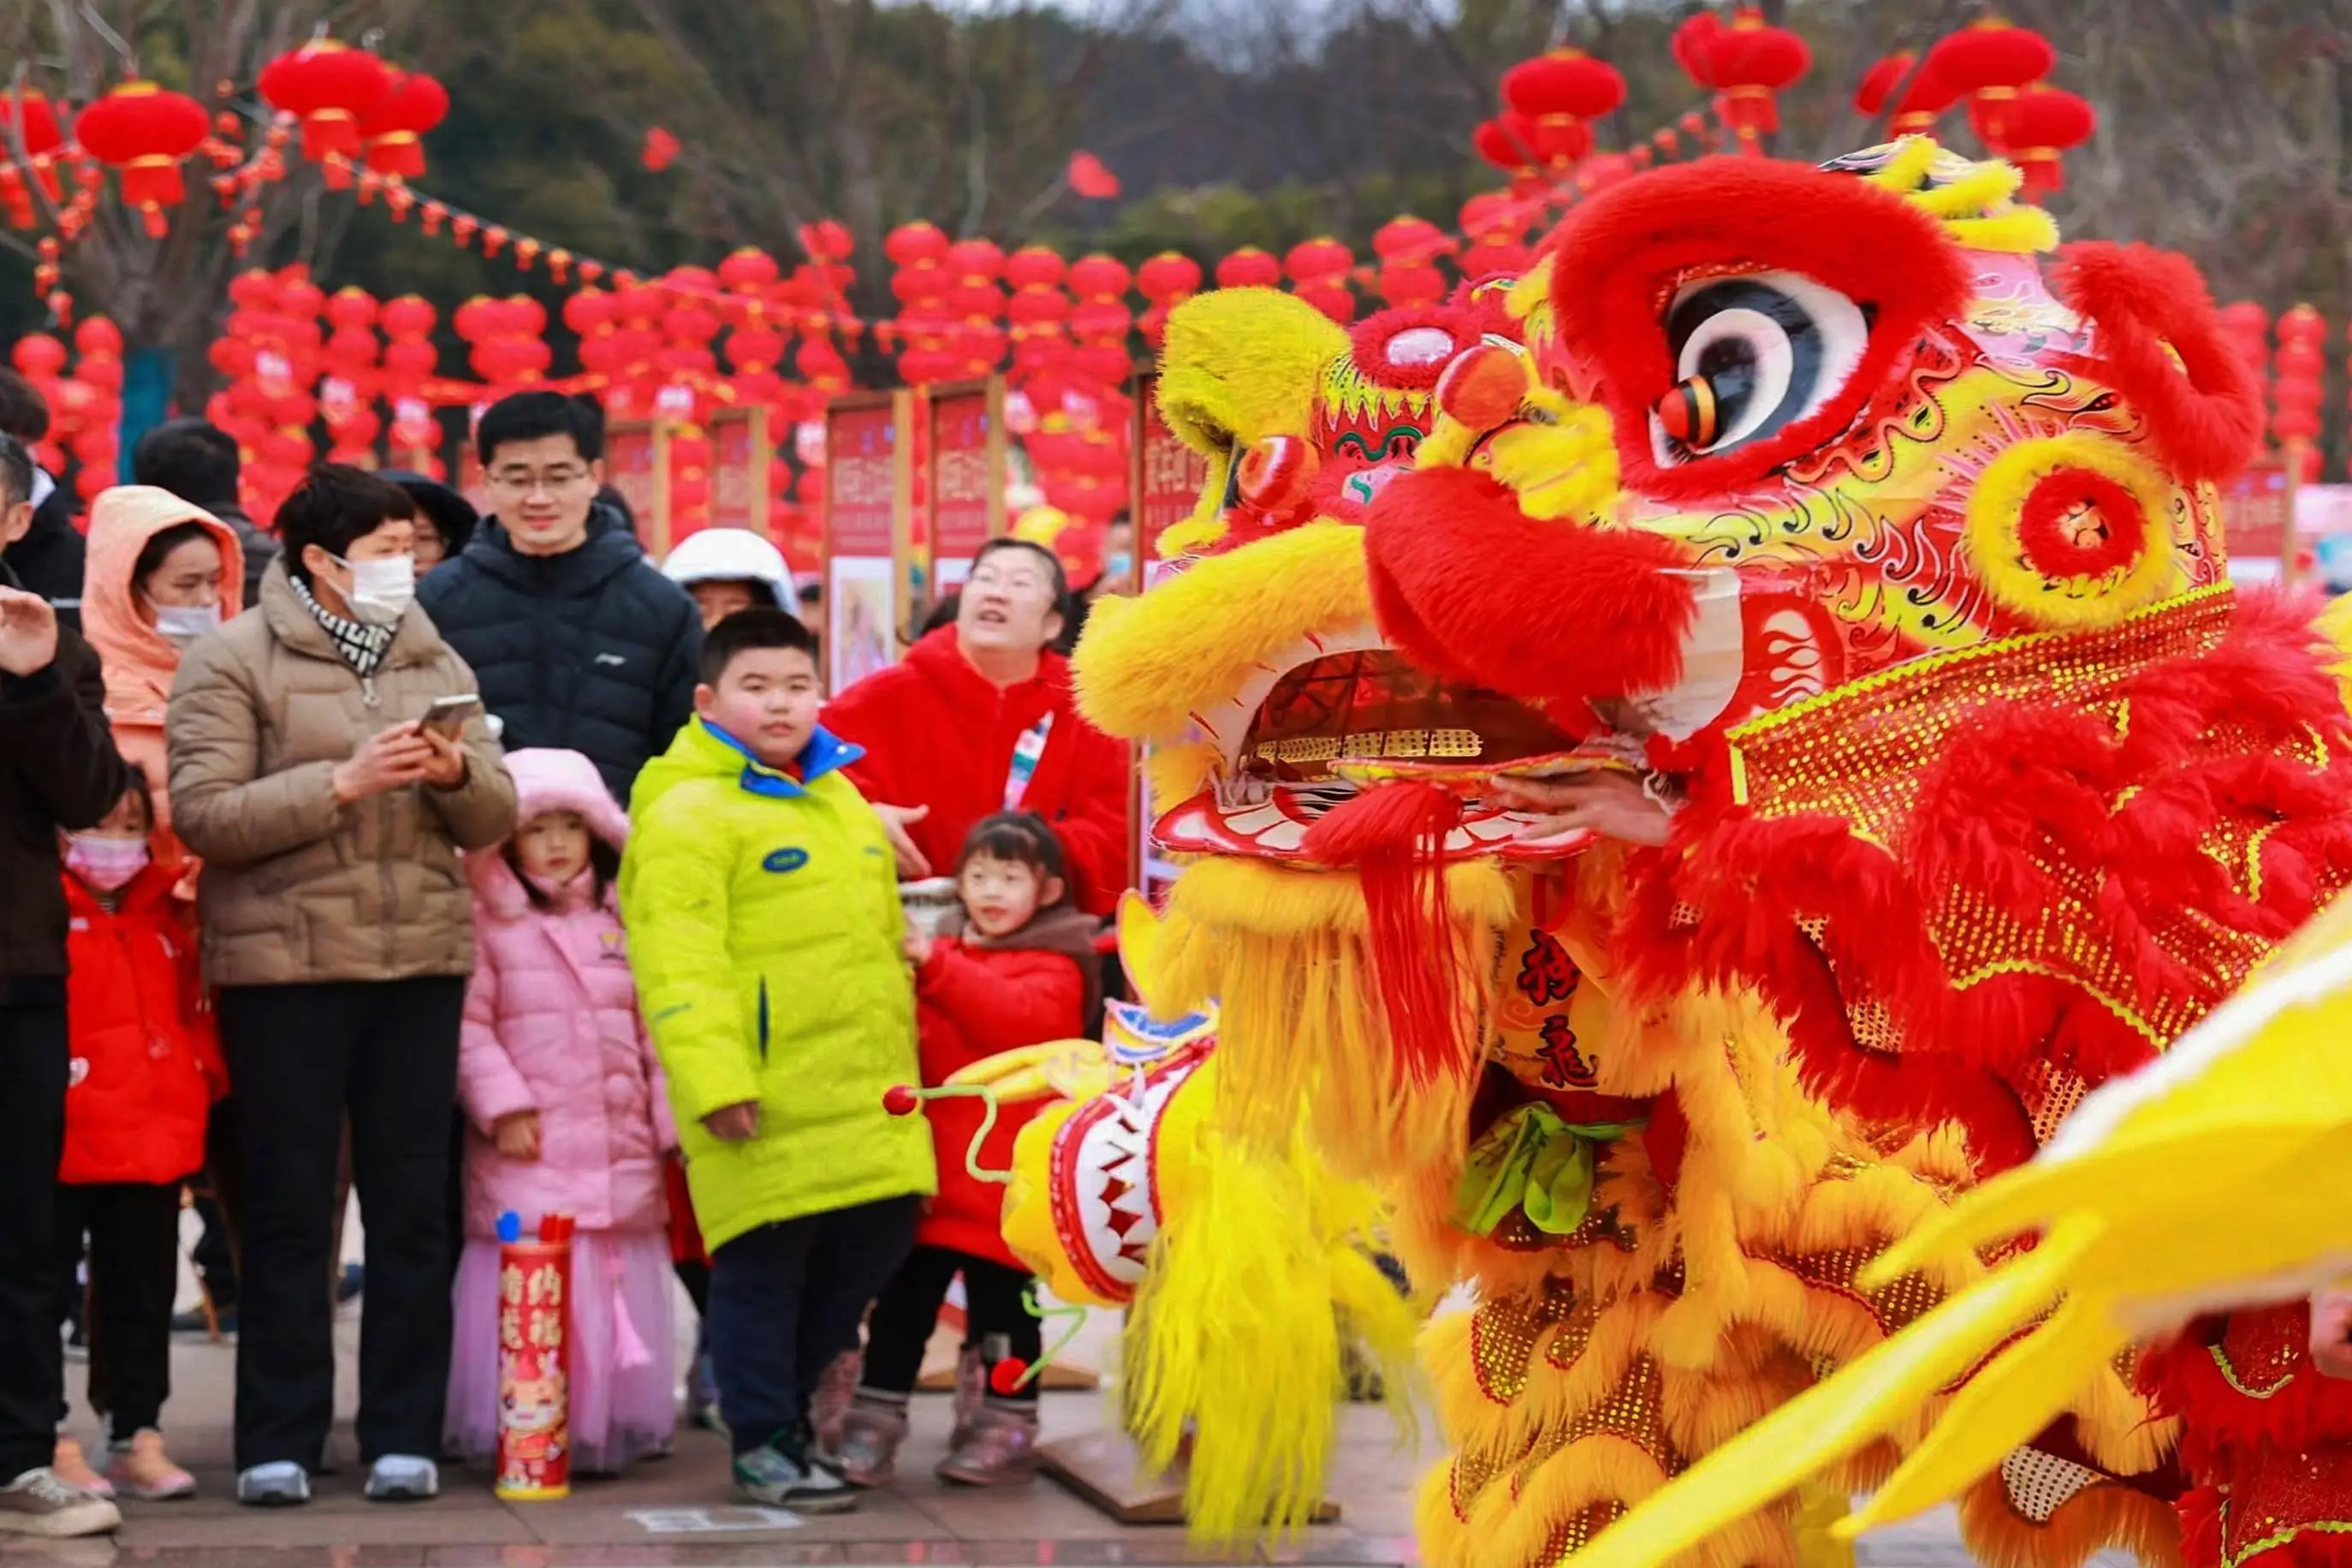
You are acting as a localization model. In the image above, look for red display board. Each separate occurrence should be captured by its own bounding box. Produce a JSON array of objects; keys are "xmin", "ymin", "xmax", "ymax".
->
[
  {"xmin": 1129, "ymin": 371, "xmax": 1207, "ymax": 596},
  {"xmin": 603, "ymin": 421, "xmax": 671, "ymax": 556},
  {"xmin": 2221, "ymin": 454, "xmax": 2299, "ymax": 585},
  {"xmin": 927, "ymin": 378, "xmax": 1007, "ymax": 597},
  {"xmin": 710, "ymin": 407, "xmax": 771, "ymax": 536},
  {"xmin": 823, "ymin": 391, "xmax": 915, "ymax": 694}
]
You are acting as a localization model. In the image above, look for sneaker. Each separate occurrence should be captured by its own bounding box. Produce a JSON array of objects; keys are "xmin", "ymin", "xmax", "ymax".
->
[
  {"xmin": 235, "ymin": 1461, "xmax": 310, "ymax": 1507},
  {"xmin": 0, "ymin": 1467, "xmax": 121, "ymax": 1537},
  {"xmin": 935, "ymin": 1403, "xmax": 1040, "ymax": 1487},
  {"xmin": 109, "ymin": 1431, "xmax": 196, "ymax": 1501},
  {"xmin": 734, "ymin": 1430, "xmax": 856, "ymax": 1514},
  {"xmin": 364, "ymin": 1455, "xmax": 437, "ymax": 1502},
  {"xmin": 834, "ymin": 1396, "xmax": 910, "ymax": 1488},
  {"xmin": 49, "ymin": 1440, "xmax": 110, "ymax": 1500},
  {"xmin": 810, "ymin": 1350, "xmax": 859, "ymax": 1454}
]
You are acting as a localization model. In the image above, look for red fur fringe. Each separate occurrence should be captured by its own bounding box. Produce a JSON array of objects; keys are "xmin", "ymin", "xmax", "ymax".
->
[
  {"xmin": 1613, "ymin": 588, "xmax": 2352, "ymax": 1158},
  {"xmin": 2052, "ymin": 243, "xmax": 2267, "ymax": 486},
  {"xmin": 1541, "ymin": 156, "xmax": 1971, "ymax": 502},
  {"xmin": 1363, "ymin": 465, "xmax": 1698, "ymax": 709},
  {"xmin": 1302, "ymin": 781, "xmax": 1474, "ymax": 1086}
]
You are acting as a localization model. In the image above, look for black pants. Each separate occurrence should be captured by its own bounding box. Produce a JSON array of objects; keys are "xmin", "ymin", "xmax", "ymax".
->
[
  {"xmin": 54, "ymin": 1183, "xmax": 180, "ymax": 1440},
  {"xmin": 0, "ymin": 999, "xmax": 68, "ymax": 1482},
  {"xmin": 860, "ymin": 1244, "xmax": 1042, "ymax": 1403},
  {"xmin": 707, "ymin": 1195, "xmax": 919, "ymax": 1456},
  {"xmin": 219, "ymin": 977, "xmax": 464, "ymax": 1471},
  {"xmin": 190, "ymin": 1101, "xmax": 241, "ymax": 1310}
]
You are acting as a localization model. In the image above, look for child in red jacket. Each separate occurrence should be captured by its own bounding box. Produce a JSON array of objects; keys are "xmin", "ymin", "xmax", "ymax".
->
[
  {"xmin": 834, "ymin": 811, "xmax": 1099, "ymax": 1489},
  {"xmin": 53, "ymin": 770, "xmax": 223, "ymax": 1501}
]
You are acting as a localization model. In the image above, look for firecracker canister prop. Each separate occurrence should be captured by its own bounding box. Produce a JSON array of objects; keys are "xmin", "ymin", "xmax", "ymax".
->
[{"xmin": 494, "ymin": 1210, "xmax": 573, "ymax": 1500}]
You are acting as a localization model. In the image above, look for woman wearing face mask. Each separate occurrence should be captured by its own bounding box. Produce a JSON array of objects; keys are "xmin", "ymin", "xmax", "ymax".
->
[
  {"xmin": 80, "ymin": 486, "xmax": 244, "ymax": 876},
  {"xmin": 166, "ymin": 464, "xmax": 515, "ymax": 1509}
]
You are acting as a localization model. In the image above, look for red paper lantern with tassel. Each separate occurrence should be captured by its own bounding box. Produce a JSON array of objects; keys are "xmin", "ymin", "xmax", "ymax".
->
[
  {"xmin": 258, "ymin": 39, "xmax": 395, "ymax": 164},
  {"xmin": 1215, "ymin": 248, "xmax": 1281, "ymax": 290},
  {"xmin": 2001, "ymin": 84, "xmax": 2095, "ymax": 197},
  {"xmin": 0, "ymin": 90, "xmax": 66, "ymax": 205},
  {"xmin": 1926, "ymin": 18, "xmax": 2054, "ymax": 148},
  {"xmin": 358, "ymin": 70, "xmax": 447, "ymax": 180},
  {"xmin": 73, "ymin": 82, "xmax": 211, "ymax": 237},
  {"xmin": 1704, "ymin": 7, "xmax": 1812, "ymax": 146}
]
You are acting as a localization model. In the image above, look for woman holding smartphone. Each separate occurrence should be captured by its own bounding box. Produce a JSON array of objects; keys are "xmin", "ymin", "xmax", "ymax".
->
[{"xmin": 166, "ymin": 465, "xmax": 515, "ymax": 1509}]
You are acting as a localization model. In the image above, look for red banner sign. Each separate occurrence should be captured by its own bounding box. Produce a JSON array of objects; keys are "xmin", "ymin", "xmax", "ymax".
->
[
  {"xmin": 825, "ymin": 400, "xmax": 900, "ymax": 559},
  {"xmin": 604, "ymin": 424, "xmax": 663, "ymax": 552},
  {"xmin": 929, "ymin": 383, "xmax": 1001, "ymax": 589},
  {"xmin": 711, "ymin": 409, "xmax": 763, "ymax": 533},
  {"xmin": 1131, "ymin": 372, "xmax": 1206, "ymax": 591}
]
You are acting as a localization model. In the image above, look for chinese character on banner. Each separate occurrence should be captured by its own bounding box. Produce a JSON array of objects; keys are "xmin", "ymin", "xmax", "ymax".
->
[{"xmin": 1515, "ymin": 930, "xmax": 1580, "ymax": 1007}]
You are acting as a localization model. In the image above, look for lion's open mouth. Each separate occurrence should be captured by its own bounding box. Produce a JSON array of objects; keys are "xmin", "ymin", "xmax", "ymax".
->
[{"xmin": 1153, "ymin": 622, "xmax": 1613, "ymax": 862}]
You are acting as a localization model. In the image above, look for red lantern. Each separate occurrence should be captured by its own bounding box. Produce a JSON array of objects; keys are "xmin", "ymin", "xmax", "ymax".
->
[
  {"xmin": 2002, "ymin": 85, "xmax": 2095, "ymax": 197},
  {"xmin": 259, "ymin": 39, "xmax": 395, "ymax": 163},
  {"xmin": 381, "ymin": 294, "xmax": 436, "ymax": 340},
  {"xmin": 1706, "ymin": 7, "xmax": 1812, "ymax": 142},
  {"xmin": 886, "ymin": 222, "xmax": 950, "ymax": 269},
  {"xmin": 1136, "ymin": 252, "xmax": 1201, "ymax": 302},
  {"xmin": 0, "ymin": 90, "xmax": 66, "ymax": 202},
  {"xmin": 1378, "ymin": 261, "xmax": 1446, "ymax": 309},
  {"xmin": 358, "ymin": 70, "xmax": 448, "ymax": 180},
  {"xmin": 946, "ymin": 239, "xmax": 1004, "ymax": 283},
  {"xmin": 798, "ymin": 220, "xmax": 852, "ymax": 263},
  {"xmin": 1004, "ymin": 246, "xmax": 1066, "ymax": 292},
  {"xmin": 1928, "ymin": 18, "xmax": 2055, "ymax": 150},
  {"xmin": 74, "ymin": 82, "xmax": 211, "ymax": 236},
  {"xmin": 1372, "ymin": 217, "xmax": 1446, "ymax": 264},
  {"xmin": 1285, "ymin": 237, "xmax": 1352, "ymax": 284},
  {"xmin": 1501, "ymin": 49, "xmax": 1625, "ymax": 122},
  {"xmin": 1474, "ymin": 118, "xmax": 1531, "ymax": 175},
  {"xmin": 1066, "ymin": 254, "xmax": 1131, "ymax": 301},
  {"xmin": 1215, "ymin": 248, "xmax": 1282, "ymax": 290},
  {"xmin": 717, "ymin": 247, "xmax": 779, "ymax": 293}
]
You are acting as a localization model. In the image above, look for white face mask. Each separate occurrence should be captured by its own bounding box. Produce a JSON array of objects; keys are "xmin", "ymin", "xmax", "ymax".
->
[
  {"xmin": 334, "ymin": 553, "xmax": 417, "ymax": 627},
  {"xmin": 152, "ymin": 602, "xmax": 223, "ymax": 645}
]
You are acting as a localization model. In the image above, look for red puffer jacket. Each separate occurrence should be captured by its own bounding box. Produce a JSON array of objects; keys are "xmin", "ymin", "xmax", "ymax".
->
[
  {"xmin": 914, "ymin": 925, "xmax": 1092, "ymax": 1269},
  {"xmin": 62, "ymin": 863, "xmax": 225, "ymax": 1185},
  {"xmin": 823, "ymin": 628, "xmax": 1131, "ymax": 917}
]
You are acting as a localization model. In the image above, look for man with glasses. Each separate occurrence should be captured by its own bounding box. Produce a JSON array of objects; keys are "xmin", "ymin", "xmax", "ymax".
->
[{"xmin": 419, "ymin": 392, "xmax": 701, "ymax": 803}]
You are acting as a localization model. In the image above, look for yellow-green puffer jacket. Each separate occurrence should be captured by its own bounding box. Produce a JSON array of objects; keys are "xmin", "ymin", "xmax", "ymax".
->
[{"xmin": 621, "ymin": 716, "xmax": 934, "ymax": 1250}]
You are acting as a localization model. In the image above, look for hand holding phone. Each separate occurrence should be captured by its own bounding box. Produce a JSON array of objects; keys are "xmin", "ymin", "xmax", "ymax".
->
[{"xmin": 419, "ymin": 692, "xmax": 483, "ymax": 740}]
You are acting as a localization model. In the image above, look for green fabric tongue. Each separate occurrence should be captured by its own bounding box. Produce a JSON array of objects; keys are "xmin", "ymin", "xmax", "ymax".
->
[{"xmin": 1454, "ymin": 1102, "xmax": 1646, "ymax": 1237}]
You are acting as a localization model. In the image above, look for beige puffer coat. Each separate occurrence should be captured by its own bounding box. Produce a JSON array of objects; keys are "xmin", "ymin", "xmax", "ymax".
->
[{"xmin": 166, "ymin": 558, "xmax": 516, "ymax": 988}]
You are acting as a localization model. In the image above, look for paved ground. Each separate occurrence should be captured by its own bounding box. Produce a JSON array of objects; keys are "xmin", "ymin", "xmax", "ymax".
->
[{"xmin": 5, "ymin": 1213, "xmax": 2010, "ymax": 1565}]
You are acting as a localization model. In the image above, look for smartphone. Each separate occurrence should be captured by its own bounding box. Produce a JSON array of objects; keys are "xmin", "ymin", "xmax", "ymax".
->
[{"xmin": 419, "ymin": 693, "xmax": 483, "ymax": 740}]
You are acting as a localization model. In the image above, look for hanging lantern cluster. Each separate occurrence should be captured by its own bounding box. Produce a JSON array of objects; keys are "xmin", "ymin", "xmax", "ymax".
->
[
  {"xmin": 1286, "ymin": 237, "xmax": 1357, "ymax": 324},
  {"xmin": 10, "ymin": 324, "xmax": 122, "ymax": 501},
  {"xmin": 885, "ymin": 221, "xmax": 955, "ymax": 387},
  {"xmin": 1135, "ymin": 252, "xmax": 1201, "ymax": 349},
  {"xmin": 1475, "ymin": 45, "xmax": 1624, "ymax": 186},
  {"xmin": 1066, "ymin": 253, "xmax": 1133, "ymax": 386},
  {"xmin": 1673, "ymin": 6, "xmax": 1811, "ymax": 154},
  {"xmin": 382, "ymin": 294, "xmax": 441, "ymax": 472},
  {"xmin": 320, "ymin": 286, "xmax": 383, "ymax": 463},
  {"xmin": 1854, "ymin": 52, "xmax": 1962, "ymax": 136},
  {"xmin": 0, "ymin": 91, "xmax": 67, "ymax": 227},
  {"xmin": 1458, "ymin": 193, "xmax": 1531, "ymax": 279},
  {"xmin": 203, "ymin": 267, "xmax": 325, "ymax": 521},
  {"xmin": 2273, "ymin": 305, "xmax": 2325, "ymax": 480},
  {"xmin": 943, "ymin": 239, "xmax": 1008, "ymax": 379},
  {"xmin": 1373, "ymin": 217, "xmax": 1449, "ymax": 308}
]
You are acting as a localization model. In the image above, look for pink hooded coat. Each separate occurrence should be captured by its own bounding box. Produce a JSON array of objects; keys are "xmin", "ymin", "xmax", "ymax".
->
[{"xmin": 458, "ymin": 748, "xmax": 675, "ymax": 1239}]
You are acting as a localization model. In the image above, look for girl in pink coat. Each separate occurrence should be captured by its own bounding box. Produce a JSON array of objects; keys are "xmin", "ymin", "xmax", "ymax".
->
[{"xmin": 444, "ymin": 749, "xmax": 677, "ymax": 1473}]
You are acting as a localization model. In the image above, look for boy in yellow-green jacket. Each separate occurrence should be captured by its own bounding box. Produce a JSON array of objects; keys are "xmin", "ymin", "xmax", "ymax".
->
[{"xmin": 621, "ymin": 609, "xmax": 934, "ymax": 1512}]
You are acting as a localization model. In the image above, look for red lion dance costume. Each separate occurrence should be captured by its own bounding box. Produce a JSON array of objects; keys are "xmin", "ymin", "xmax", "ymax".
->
[{"xmin": 1043, "ymin": 138, "xmax": 2352, "ymax": 1568}]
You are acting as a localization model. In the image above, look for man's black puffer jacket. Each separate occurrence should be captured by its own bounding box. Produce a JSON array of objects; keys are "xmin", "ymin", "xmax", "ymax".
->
[{"xmin": 418, "ymin": 504, "xmax": 702, "ymax": 804}]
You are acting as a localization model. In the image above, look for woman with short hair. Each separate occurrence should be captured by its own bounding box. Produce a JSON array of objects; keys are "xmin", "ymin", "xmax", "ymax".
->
[{"xmin": 167, "ymin": 464, "xmax": 514, "ymax": 1509}]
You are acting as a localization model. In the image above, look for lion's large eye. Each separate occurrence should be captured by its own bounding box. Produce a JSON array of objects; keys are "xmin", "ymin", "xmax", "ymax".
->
[{"xmin": 1651, "ymin": 270, "xmax": 1869, "ymax": 463}]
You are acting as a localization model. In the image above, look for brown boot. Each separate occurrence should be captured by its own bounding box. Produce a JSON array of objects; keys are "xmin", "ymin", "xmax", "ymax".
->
[
  {"xmin": 810, "ymin": 1350, "xmax": 860, "ymax": 1456},
  {"xmin": 935, "ymin": 1403, "xmax": 1039, "ymax": 1487},
  {"xmin": 833, "ymin": 1396, "xmax": 909, "ymax": 1488},
  {"xmin": 949, "ymin": 1345, "xmax": 986, "ymax": 1448}
]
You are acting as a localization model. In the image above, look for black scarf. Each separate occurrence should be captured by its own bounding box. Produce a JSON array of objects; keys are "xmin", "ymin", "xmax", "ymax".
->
[{"xmin": 289, "ymin": 573, "xmax": 395, "ymax": 677}]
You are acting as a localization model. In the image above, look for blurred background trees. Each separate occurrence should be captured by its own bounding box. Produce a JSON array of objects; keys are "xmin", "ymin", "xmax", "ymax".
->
[{"xmin": 3, "ymin": 0, "xmax": 2347, "ymax": 377}]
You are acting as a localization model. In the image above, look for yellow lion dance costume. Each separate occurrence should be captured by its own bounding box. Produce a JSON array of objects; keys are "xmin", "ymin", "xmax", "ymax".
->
[{"xmin": 1000, "ymin": 138, "xmax": 2352, "ymax": 1568}]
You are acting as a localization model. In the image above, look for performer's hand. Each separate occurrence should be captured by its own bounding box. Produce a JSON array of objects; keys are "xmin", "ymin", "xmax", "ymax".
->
[
  {"xmin": 2313, "ymin": 1287, "xmax": 2352, "ymax": 1379},
  {"xmin": 1489, "ymin": 770, "xmax": 1676, "ymax": 847},
  {"xmin": 703, "ymin": 1100, "xmax": 761, "ymax": 1142}
]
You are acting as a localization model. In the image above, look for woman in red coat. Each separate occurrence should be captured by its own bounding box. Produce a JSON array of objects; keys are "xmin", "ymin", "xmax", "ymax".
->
[
  {"xmin": 822, "ymin": 538, "xmax": 1130, "ymax": 918},
  {"xmin": 834, "ymin": 812, "xmax": 1099, "ymax": 1489},
  {"xmin": 54, "ymin": 770, "xmax": 223, "ymax": 1501}
]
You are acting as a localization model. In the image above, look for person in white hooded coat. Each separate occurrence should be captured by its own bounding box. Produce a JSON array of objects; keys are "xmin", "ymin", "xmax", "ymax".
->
[{"xmin": 660, "ymin": 529, "xmax": 797, "ymax": 632}]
